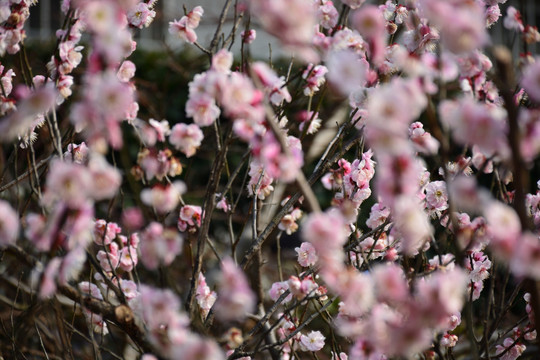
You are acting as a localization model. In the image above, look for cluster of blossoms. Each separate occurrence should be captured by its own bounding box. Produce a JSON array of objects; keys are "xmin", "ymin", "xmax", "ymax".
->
[
  {"xmin": 3, "ymin": 0, "xmax": 540, "ymax": 360},
  {"xmin": 46, "ymin": 2, "xmax": 85, "ymax": 105},
  {"xmin": 494, "ymin": 293, "xmax": 537, "ymax": 360},
  {"xmin": 0, "ymin": 0, "xmax": 33, "ymax": 55},
  {"xmin": 181, "ymin": 47, "xmax": 306, "ymax": 200},
  {"xmin": 131, "ymin": 120, "xmax": 184, "ymax": 181},
  {"xmin": 302, "ymin": 63, "xmax": 328, "ymax": 96},
  {"xmin": 503, "ymin": 5, "xmax": 540, "ymax": 44},
  {"xmin": 26, "ymin": 144, "xmax": 122, "ymax": 299},
  {"xmin": 136, "ymin": 285, "xmax": 223, "ymax": 358},
  {"xmin": 0, "ymin": 77, "xmax": 57, "ymax": 145},
  {"xmin": 94, "ymin": 220, "xmax": 138, "ymax": 272},
  {"xmin": 66, "ymin": 0, "xmax": 161, "ymax": 150},
  {"xmin": 245, "ymin": 0, "xmax": 540, "ymax": 358}
]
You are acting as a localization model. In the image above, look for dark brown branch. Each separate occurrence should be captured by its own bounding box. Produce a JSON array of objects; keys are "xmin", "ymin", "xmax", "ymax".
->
[
  {"xmin": 185, "ymin": 128, "xmax": 232, "ymax": 317},
  {"xmin": 209, "ymin": 0, "xmax": 234, "ymax": 54}
]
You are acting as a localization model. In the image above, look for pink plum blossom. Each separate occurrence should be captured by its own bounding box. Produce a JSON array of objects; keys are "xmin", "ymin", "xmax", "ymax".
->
[
  {"xmin": 64, "ymin": 142, "xmax": 89, "ymax": 164},
  {"xmin": 127, "ymin": 2, "xmax": 156, "ymax": 29},
  {"xmin": 348, "ymin": 338, "xmax": 386, "ymax": 360},
  {"xmin": 42, "ymin": 159, "xmax": 93, "ymax": 209},
  {"xmin": 186, "ymin": 93, "xmax": 221, "ymax": 127},
  {"xmin": 298, "ymin": 110, "xmax": 322, "ymax": 135},
  {"xmin": 524, "ymin": 25, "xmax": 540, "ymax": 44},
  {"xmin": 39, "ymin": 247, "xmax": 86, "ymax": 299},
  {"xmin": 215, "ymin": 194, "xmax": 231, "ymax": 213},
  {"xmin": 139, "ymin": 222, "xmax": 183, "ymax": 269},
  {"xmin": 0, "ymin": 84, "xmax": 57, "ymax": 143},
  {"xmin": 70, "ymin": 71, "xmax": 134, "ymax": 149},
  {"xmin": 215, "ymin": 257, "xmax": 256, "ymax": 322},
  {"xmin": 416, "ymin": 268, "xmax": 468, "ymax": 324},
  {"xmin": 249, "ymin": 0, "xmax": 318, "ymax": 61},
  {"xmin": 169, "ymin": 17, "xmax": 198, "ymax": 43},
  {"xmin": 351, "ymin": 5, "xmax": 387, "ymax": 64},
  {"xmin": 149, "ymin": 119, "xmax": 171, "ymax": 142},
  {"xmin": 317, "ymin": 1, "xmax": 339, "ymax": 30},
  {"xmin": 521, "ymin": 59, "xmax": 540, "ymax": 102},
  {"xmin": 0, "ymin": 65, "xmax": 15, "ymax": 99},
  {"xmin": 372, "ymin": 263, "xmax": 408, "ymax": 305},
  {"xmin": 302, "ymin": 63, "xmax": 327, "ymax": 96},
  {"xmin": 269, "ymin": 281, "xmax": 293, "ymax": 303},
  {"xmin": 251, "ymin": 62, "xmax": 291, "ymax": 105},
  {"xmin": 335, "ymin": 269, "xmax": 375, "ymax": 318},
  {"xmin": 97, "ymin": 242, "xmax": 120, "ymax": 272},
  {"xmin": 366, "ymin": 203, "xmax": 391, "ymax": 230},
  {"xmin": 439, "ymin": 98, "xmax": 508, "ymax": 158},
  {"xmin": 419, "ymin": 0, "xmax": 488, "ymax": 54},
  {"xmin": 409, "ymin": 122, "xmax": 439, "ymax": 155},
  {"xmin": 211, "ymin": 49, "xmax": 233, "ymax": 74},
  {"xmin": 220, "ymin": 72, "xmax": 264, "ymax": 123},
  {"xmin": 302, "ymin": 209, "xmax": 348, "ymax": 253},
  {"xmin": 326, "ymin": 49, "xmax": 369, "ymax": 96},
  {"xmin": 510, "ymin": 231, "xmax": 540, "ymax": 279},
  {"xmin": 486, "ymin": 5, "xmax": 502, "ymax": 28},
  {"xmin": 393, "ymin": 195, "xmax": 433, "ymax": 256},
  {"xmin": 168, "ymin": 6, "xmax": 203, "ymax": 44},
  {"xmin": 495, "ymin": 337, "xmax": 526, "ymax": 360},
  {"xmin": 241, "ymin": 29, "xmax": 256, "ymax": 44},
  {"xmin": 351, "ymin": 5, "xmax": 386, "ymax": 40},
  {"xmin": 299, "ymin": 330, "xmax": 325, "ymax": 352},
  {"xmin": 140, "ymin": 181, "xmax": 185, "ymax": 214},
  {"xmin": 169, "ymin": 123, "xmax": 204, "ymax": 157},
  {"xmin": 39, "ymin": 258, "xmax": 62, "ymax": 299},
  {"xmin": 279, "ymin": 208, "xmax": 302, "ymax": 235},
  {"xmin": 195, "ymin": 272, "xmax": 217, "ymax": 320},
  {"xmin": 118, "ymin": 245, "xmax": 138, "ymax": 272},
  {"xmin": 485, "ymin": 200, "xmax": 521, "ymax": 260},
  {"xmin": 441, "ymin": 333, "xmax": 458, "ymax": 348},
  {"xmin": 466, "ymin": 252, "xmax": 492, "ymax": 283},
  {"xmin": 80, "ymin": 1, "xmax": 119, "ymax": 35},
  {"xmin": 374, "ymin": 153, "xmax": 425, "ymax": 207},
  {"xmin": 0, "ymin": 200, "xmax": 19, "ymax": 248},
  {"xmin": 25, "ymin": 213, "xmax": 48, "ymax": 251},
  {"xmin": 78, "ymin": 280, "xmax": 108, "ymax": 334},
  {"xmin": 58, "ymin": 43, "xmax": 83, "ymax": 75},
  {"xmin": 178, "ymin": 205, "xmax": 202, "ymax": 232},
  {"xmin": 134, "ymin": 285, "xmax": 221, "ymax": 359},
  {"xmin": 295, "ymin": 242, "xmax": 318, "ymax": 267},
  {"xmin": 365, "ymin": 79, "xmax": 426, "ymax": 155},
  {"xmin": 137, "ymin": 284, "xmax": 185, "ymax": 331},
  {"xmin": 94, "ymin": 220, "xmax": 121, "ymax": 246},
  {"xmin": 425, "ymin": 180, "xmax": 448, "ymax": 212},
  {"xmin": 136, "ymin": 148, "xmax": 183, "ymax": 181},
  {"xmin": 504, "ymin": 6, "xmax": 524, "ymax": 32},
  {"xmin": 122, "ymin": 207, "xmax": 144, "ymax": 231},
  {"xmin": 247, "ymin": 161, "xmax": 274, "ymax": 200},
  {"xmin": 287, "ymin": 274, "xmax": 319, "ymax": 300},
  {"xmin": 88, "ymin": 154, "xmax": 122, "ymax": 201}
]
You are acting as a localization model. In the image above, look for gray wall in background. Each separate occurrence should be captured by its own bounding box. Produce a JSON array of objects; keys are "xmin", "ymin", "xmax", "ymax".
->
[{"xmin": 25, "ymin": 1, "xmax": 540, "ymax": 60}]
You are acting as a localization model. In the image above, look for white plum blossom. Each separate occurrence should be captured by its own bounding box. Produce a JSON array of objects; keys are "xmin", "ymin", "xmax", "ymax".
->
[{"xmin": 300, "ymin": 330, "xmax": 325, "ymax": 352}]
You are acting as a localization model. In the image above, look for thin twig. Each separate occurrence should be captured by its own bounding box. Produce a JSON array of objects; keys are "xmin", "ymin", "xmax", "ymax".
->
[
  {"xmin": 209, "ymin": 0, "xmax": 234, "ymax": 54},
  {"xmin": 185, "ymin": 127, "xmax": 232, "ymax": 316}
]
